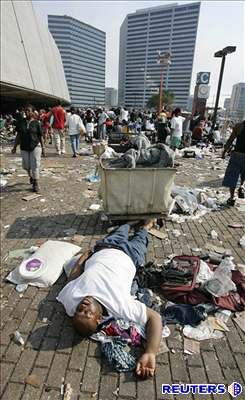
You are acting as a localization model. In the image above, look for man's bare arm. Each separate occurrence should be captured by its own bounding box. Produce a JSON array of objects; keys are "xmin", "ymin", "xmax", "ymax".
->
[
  {"xmin": 135, "ymin": 307, "xmax": 162, "ymax": 379},
  {"xmin": 67, "ymin": 250, "xmax": 92, "ymax": 283},
  {"xmin": 222, "ymin": 124, "xmax": 238, "ymax": 158}
]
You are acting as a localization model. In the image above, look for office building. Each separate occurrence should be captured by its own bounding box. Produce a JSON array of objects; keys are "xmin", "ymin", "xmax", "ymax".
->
[
  {"xmin": 229, "ymin": 82, "xmax": 245, "ymax": 120},
  {"xmin": 105, "ymin": 87, "xmax": 118, "ymax": 107},
  {"xmin": 48, "ymin": 15, "xmax": 106, "ymax": 107},
  {"xmin": 223, "ymin": 98, "xmax": 231, "ymax": 110},
  {"xmin": 118, "ymin": 2, "xmax": 200, "ymax": 109},
  {"xmin": 1, "ymin": 0, "xmax": 70, "ymax": 110}
]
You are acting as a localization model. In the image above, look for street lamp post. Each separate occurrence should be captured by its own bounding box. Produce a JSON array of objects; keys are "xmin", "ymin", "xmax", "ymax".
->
[
  {"xmin": 212, "ymin": 46, "xmax": 236, "ymax": 130},
  {"xmin": 156, "ymin": 50, "xmax": 171, "ymax": 114}
]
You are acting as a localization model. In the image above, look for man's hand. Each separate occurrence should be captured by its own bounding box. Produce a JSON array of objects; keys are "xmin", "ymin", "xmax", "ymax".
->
[
  {"xmin": 136, "ymin": 352, "xmax": 156, "ymax": 378},
  {"xmin": 11, "ymin": 147, "xmax": 17, "ymax": 154}
]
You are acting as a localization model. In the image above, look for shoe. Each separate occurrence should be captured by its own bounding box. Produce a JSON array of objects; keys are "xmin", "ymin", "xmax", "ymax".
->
[
  {"xmin": 238, "ymin": 187, "xmax": 245, "ymax": 199},
  {"xmin": 57, "ymin": 151, "xmax": 61, "ymax": 156},
  {"xmin": 226, "ymin": 198, "xmax": 235, "ymax": 206},
  {"xmin": 61, "ymin": 150, "xmax": 66, "ymax": 154},
  {"xmin": 33, "ymin": 179, "xmax": 40, "ymax": 193},
  {"xmin": 72, "ymin": 154, "xmax": 77, "ymax": 158},
  {"xmin": 29, "ymin": 177, "xmax": 33, "ymax": 185}
]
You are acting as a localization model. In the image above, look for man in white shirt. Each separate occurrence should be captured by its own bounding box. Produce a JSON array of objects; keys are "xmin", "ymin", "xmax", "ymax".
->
[
  {"xmin": 170, "ymin": 108, "xmax": 185, "ymax": 149},
  {"xmin": 97, "ymin": 108, "xmax": 108, "ymax": 140},
  {"xmin": 66, "ymin": 107, "xmax": 85, "ymax": 157},
  {"xmin": 57, "ymin": 220, "xmax": 162, "ymax": 378}
]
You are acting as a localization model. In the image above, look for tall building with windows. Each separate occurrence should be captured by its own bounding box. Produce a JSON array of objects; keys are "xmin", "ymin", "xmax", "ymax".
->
[
  {"xmin": 229, "ymin": 82, "xmax": 245, "ymax": 121},
  {"xmin": 105, "ymin": 87, "xmax": 118, "ymax": 107},
  {"xmin": 118, "ymin": 2, "xmax": 200, "ymax": 109},
  {"xmin": 48, "ymin": 15, "xmax": 106, "ymax": 106}
]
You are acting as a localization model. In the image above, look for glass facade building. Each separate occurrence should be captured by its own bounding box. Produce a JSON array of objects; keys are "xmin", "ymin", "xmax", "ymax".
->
[
  {"xmin": 118, "ymin": 2, "xmax": 200, "ymax": 109},
  {"xmin": 48, "ymin": 15, "xmax": 106, "ymax": 107}
]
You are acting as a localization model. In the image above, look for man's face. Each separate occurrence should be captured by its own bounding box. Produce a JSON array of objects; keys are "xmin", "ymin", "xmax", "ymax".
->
[
  {"xmin": 73, "ymin": 296, "xmax": 102, "ymax": 337},
  {"xmin": 76, "ymin": 296, "xmax": 101, "ymax": 321}
]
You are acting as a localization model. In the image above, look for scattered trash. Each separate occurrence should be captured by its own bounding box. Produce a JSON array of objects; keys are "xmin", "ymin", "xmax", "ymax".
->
[
  {"xmin": 210, "ymin": 230, "xmax": 218, "ymax": 240},
  {"xmin": 8, "ymin": 247, "xmax": 38, "ymax": 260},
  {"xmin": 239, "ymin": 235, "xmax": 245, "ymax": 248},
  {"xmin": 89, "ymin": 203, "xmax": 101, "ymax": 211},
  {"xmin": 100, "ymin": 213, "xmax": 109, "ymax": 222},
  {"xmin": 215, "ymin": 309, "xmax": 232, "ymax": 324},
  {"xmin": 40, "ymin": 198, "xmax": 46, "ymax": 203},
  {"xmin": 22, "ymin": 194, "xmax": 42, "ymax": 201},
  {"xmin": 113, "ymin": 388, "xmax": 120, "ymax": 397},
  {"xmin": 172, "ymin": 229, "xmax": 181, "ymax": 237},
  {"xmin": 162, "ymin": 325, "xmax": 171, "ymax": 338},
  {"xmin": 91, "ymin": 392, "xmax": 97, "ymax": 399},
  {"xmin": 71, "ymin": 234, "xmax": 85, "ymax": 244},
  {"xmin": 63, "ymin": 228, "xmax": 77, "ymax": 236},
  {"xmin": 85, "ymin": 172, "xmax": 101, "ymax": 183},
  {"xmin": 11, "ymin": 330, "xmax": 25, "ymax": 346},
  {"xmin": 183, "ymin": 319, "xmax": 224, "ymax": 341},
  {"xmin": 16, "ymin": 283, "xmax": 28, "ymax": 293},
  {"xmin": 228, "ymin": 223, "xmax": 244, "ymax": 228},
  {"xmin": 64, "ymin": 383, "xmax": 73, "ymax": 400},
  {"xmin": 24, "ymin": 374, "xmax": 41, "ymax": 388},
  {"xmin": 184, "ymin": 338, "xmax": 200, "ymax": 355},
  {"xmin": 208, "ymin": 316, "xmax": 229, "ymax": 332},
  {"xmin": 42, "ymin": 318, "xmax": 48, "ymax": 323},
  {"xmin": 0, "ymin": 177, "xmax": 7, "ymax": 187},
  {"xmin": 149, "ymin": 228, "xmax": 168, "ymax": 240}
]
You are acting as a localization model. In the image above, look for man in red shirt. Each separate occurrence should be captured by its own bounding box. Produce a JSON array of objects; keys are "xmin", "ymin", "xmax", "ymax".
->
[{"xmin": 51, "ymin": 100, "xmax": 66, "ymax": 155}]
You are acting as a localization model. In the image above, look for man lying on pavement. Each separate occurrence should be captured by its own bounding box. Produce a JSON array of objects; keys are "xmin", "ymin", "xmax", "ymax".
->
[{"xmin": 57, "ymin": 220, "xmax": 162, "ymax": 379}]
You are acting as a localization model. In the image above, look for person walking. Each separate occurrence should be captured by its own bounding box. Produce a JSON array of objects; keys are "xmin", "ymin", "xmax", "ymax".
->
[
  {"xmin": 51, "ymin": 100, "xmax": 66, "ymax": 155},
  {"xmin": 66, "ymin": 107, "xmax": 85, "ymax": 157},
  {"xmin": 12, "ymin": 105, "xmax": 45, "ymax": 193},
  {"xmin": 97, "ymin": 108, "xmax": 108, "ymax": 140},
  {"xmin": 170, "ymin": 108, "xmax": 185, "ymax": 150},
  {"xmin": 222, "ymin": 120, "xmax": 245, "ymax": 206}
]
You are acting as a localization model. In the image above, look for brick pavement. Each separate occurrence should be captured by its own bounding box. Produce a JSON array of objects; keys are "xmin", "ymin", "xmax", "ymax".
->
[{"xmin": 0, "ymin": 143, "xmax": 244, "ymax": 399}]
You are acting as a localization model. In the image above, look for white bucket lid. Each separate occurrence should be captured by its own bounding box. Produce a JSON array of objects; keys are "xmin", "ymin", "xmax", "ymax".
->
[{"xmin": 19, "ymin": 257, "xmax": 46, "ymax": 280}]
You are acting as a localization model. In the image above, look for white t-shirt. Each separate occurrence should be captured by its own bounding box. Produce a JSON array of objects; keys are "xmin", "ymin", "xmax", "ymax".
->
[
  {"xmin": 66, "ymin": 114, "xmax": 85, "ymax": 136},
  {"xmin": 57, "ymin": 249, "xmax": 147, "ymax": 326},
  {"xmin": 171, "ymin": 116, "xmax": 185, "ymax": 137}
]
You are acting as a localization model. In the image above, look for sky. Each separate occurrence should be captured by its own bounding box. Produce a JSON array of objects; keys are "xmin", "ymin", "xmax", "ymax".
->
[{"xmin": 33, "ymin": 0, "xmax": 245, "ymax": 105}]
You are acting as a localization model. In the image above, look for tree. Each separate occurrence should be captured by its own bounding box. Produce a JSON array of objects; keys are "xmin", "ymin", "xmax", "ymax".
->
[{"xmin": 147, "ymin": 90, "xmax": 174, "ymax": 109}]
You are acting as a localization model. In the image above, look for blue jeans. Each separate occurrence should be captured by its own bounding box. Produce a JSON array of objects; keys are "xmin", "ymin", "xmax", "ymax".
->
[
  {"xmin": 95, "ymin": 224, "xmax": 148, "ymax": 268},
  {"xmin": 70, "ymin": 134, "xmax": 80, "ymax": 155}
]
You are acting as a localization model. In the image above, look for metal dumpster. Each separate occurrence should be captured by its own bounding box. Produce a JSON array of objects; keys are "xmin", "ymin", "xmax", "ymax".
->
[{"xmin": 100, "ymin": 159, "xmax": 176, "ymax": 219}]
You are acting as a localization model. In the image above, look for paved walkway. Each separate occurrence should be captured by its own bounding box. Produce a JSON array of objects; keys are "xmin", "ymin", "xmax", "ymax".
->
[{"xmin": 0, "ymin": 143, "xmax": 244, "ymax": 400}]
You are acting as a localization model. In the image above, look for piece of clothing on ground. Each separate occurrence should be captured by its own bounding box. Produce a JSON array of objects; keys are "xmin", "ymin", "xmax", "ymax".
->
[{"xmin": 162, "ymin": 303, "xmax": 207, "ymax": 326}]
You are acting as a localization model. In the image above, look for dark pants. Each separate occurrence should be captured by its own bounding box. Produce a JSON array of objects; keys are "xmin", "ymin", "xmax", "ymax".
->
[{"xmin": 95, "ymin": 224, "xmax": 149, "ymax": 268}]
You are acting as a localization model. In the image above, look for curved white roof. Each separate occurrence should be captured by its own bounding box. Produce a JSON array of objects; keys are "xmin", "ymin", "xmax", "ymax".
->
[{"xmin": 0, "ymin": 0, "xmax": 70, "ymax": 103}]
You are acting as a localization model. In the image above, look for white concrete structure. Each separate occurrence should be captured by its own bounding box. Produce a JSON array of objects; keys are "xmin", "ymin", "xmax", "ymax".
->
[
  {"xmin": 105, "ymin": 88, "xmax": 118, "ymax": 107},
  {"xmin": 0, "ymin": 0, "xmax": 70, "ymax": 106},
  {"xmin": 229, "ymin": 83, "xmax": 245, "ymax": 122}
]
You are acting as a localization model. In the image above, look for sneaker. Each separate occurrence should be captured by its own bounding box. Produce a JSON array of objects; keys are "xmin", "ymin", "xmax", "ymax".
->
[
  {"xmin": 238, "ymin": 187, "xmax": 245, "ymax": 199},
  {"xmin": 61, "ymin": 150, "xmax": 66, "ymax": 154},
  {"xmin": 32, "ymin": 180, "xmax": 40, "ymax": 193},
  {"xmin": 226, "ymin": 198, "xmax": 235, "ymax": 206},
  {"xmin": 72, "ymin": 154, "xmax": 77, "ymax": 158},
  {"xmin": 57, "ymin": 151, "xmax": 61, "ymax": 156}
]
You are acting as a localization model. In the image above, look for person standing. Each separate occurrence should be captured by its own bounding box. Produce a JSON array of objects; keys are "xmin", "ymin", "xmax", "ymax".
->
[
  {"xmin": 97, "ymin": 108, "xmax": 108, "ymax": 140},
  {"xmin": 12, "ymin": 105, "xmax": 45, "ymax": 193},
  {"xmin": 66, "ymin": 107, "xmax": 85, "ymax": 157},
  {"xmin": 170, "ymin": 108, "xmax": 185, "ymax": 150},
  {"xmin": 84, "ymin": 109, "xmax": 95, "ymax": 143},
  {"xmin": 222, "ymin": 120, "xmax": 245, "ymax": 206},
  {"xmin": 51, "ymin": 100, "xmax": 66, "ymax": 155}
]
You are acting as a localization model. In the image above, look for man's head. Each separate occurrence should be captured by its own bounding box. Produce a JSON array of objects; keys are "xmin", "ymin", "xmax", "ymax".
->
[
  {"xmin": 70, "ymin": 107, "xmax": 77, "ymax": 114},
  {"xmin": 72, "ymin": 296, "xmax": 103, "ymax": 337},
  {"xmin": 174, "ymin": 107, "xmax": 181, "ymax": 117},
  {"xmin": 25, "ymin": 105, "xmax": 35, "ymax": 120}
]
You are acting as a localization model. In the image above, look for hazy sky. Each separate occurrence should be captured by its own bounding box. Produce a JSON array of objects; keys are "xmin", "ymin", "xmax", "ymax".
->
[{"xmin": 33, "ymin": 0, "xmax": 245, "ymax": 105}]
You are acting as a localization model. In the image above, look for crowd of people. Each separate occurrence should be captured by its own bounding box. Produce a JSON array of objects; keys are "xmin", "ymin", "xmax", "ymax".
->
[{"xmin": 1, "ymin": 101, "xmax": 244, "ymax": 203}]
